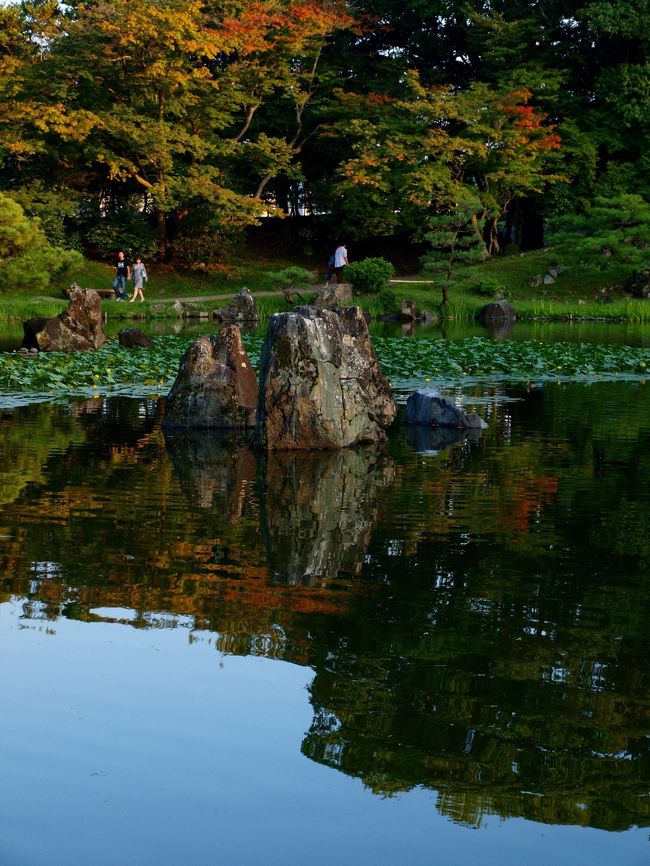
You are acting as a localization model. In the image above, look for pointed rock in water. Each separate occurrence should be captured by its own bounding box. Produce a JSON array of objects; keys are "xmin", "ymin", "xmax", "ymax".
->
[
  {"xmin": 214, "ymin": 287, "xmax": 259, "ymax": 323},
  {"xmin": 22, "ymin": 288, "xmax": 104, "ymax": 352},
  {"xmin": 163, "ymin": 324, "xmax": 258, "ymax": 428},
  {"xmin": 118, "ymin": 327, "xmax": 152, "ymax": 349},
  {"xmin": 253, "ymin": 305, "xmax": 396, "ymax": 450},
  {"xmin": 406, "ymin": 388, "xmax": 488, "ymax": 430},
  {"xmin": 477, "ymin": 300, "xmax": 516, "ymax": 325}
]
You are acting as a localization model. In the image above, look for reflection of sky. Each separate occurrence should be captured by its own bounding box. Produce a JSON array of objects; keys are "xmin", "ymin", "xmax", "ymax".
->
[{"xmin": 0, "ymin": 601, "xmax": 646, "ymax": 866}]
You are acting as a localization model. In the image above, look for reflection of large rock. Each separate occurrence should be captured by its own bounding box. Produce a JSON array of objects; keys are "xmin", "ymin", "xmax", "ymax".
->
[
  {"xmin": 406, "ymin": 424, "xmax": 482, "ymax": 455},
  {"xmin": 164, "ymin": 428, "xmax": 256, "ymax": 515},
  {"xmin": 22, "ymin": 288, "xmax": 104, "ymax": 352},
  {"xmin": 163, "ymin": 325, "xmax": 257, "ymax": 428},
  {"xmin": 261, "ymin": 448, "xmax": 395, "ymax": 584},
  {"xmin": 254, "ymin": 306, "xmax": 396, "ymax": 450},
  {"xmin": 214, "ymin": 287, "xmax": 259, "ymax": 323}
]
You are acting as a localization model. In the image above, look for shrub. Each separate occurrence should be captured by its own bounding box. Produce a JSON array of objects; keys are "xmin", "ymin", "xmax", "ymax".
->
[
  {"xmin": 466, "ymin": 275, "xmax": 506, "ymax": 298},
  {"xmin": 0, "ymin": 193, "xmax": 82, "ymax": 294},
  {"xmin": 345, "ymin": 257, "xmax": 395, "ymax": 294},
  {"xmin": 267, "ymin": 267, "xmax": 315, "ymax": 290},
  {"xmin": 378, "ymin": 287, "xmax": 398, "ymax": 313}
]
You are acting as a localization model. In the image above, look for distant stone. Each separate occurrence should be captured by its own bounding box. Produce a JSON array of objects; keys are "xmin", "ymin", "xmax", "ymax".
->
[
  {"xmin": 314, "ymin": 282, "xmax": 352, "ymax": 308},
  {"xmin": 420, "ymin": 310, "xmax": 438, "ymax": 324},
  {"xmin": 171, "ymin": 301, "xmax": 184, "ymax": 317},
  {"xmin": 543, "ymin": 274, "xmax": 556, "ymax": 285},
  {"xmin": 22, "ymin": 288, "xmax": 104, "ymax": 352},
  {"xmin": 531, "ymin": 275, "xmax": 543, "ymax": 288},
  {"xmin": 253, "ymin": 305, "xmax": 396, "ymax": 450},
  {"xmin": 163, "ymin": 324, "xmax": 258, "ymax": 429},
  {"xmin": 118, "ymin": 327, "xmax": 152, "ymax": 349},
  {"xmin": 406, "ymin": 388, "xmax": 488, "ymax": 430},
  {"xmin": 214, "ymin": 287, "xmax": 259, "ymax": 323},
  {"xmin": 401, "ymin": 299, "xmax": 417, "ymax": 320},
  {"xmin": 477, "ymin": 300, "xmax": 516, "ymax": 325}
]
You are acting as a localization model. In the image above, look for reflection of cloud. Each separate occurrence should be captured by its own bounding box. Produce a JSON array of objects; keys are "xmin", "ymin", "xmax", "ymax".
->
[
  {"xmin": 260, "ymin": 447, "xmax": 395, "ymax": 585},
  {"xmin": 164, "ymin": 428, "xmax": 256, "ymax": 516}
]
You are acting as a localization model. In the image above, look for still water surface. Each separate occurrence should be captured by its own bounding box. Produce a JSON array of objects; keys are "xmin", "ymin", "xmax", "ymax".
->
[{"xmin": 1, "ymin": 381, "xmax": 649, "ymax": 864}]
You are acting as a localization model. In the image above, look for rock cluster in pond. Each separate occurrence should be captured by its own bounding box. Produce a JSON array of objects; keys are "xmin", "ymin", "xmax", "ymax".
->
[
  {"xmin": 401, "ymin": 299, "xmax": 417, "ymax": 320},
  {"xmin": 214, "ymin": 287, "xmax": 259, "ymax": 323},
  {"xmin": 22, "ymin": 288, "xmax": 104, "ymax": 352},
  {"xmin": 261, "ymin": 447, "xmax": 395, "ymax": 584},
  {"xmin": 406, "ymin": 388, "xmax": 488, "ymax": 431},
  {"xmin": 253, "ymin": 305, "xmax": 396, "ymax": 450},
  {"xmin": 118, "ymin": 327, "xmax": 152, "ymax": 349},
  {"xmin": 163, "ymin": 324, "xmax": 257, "ymax": 429}
]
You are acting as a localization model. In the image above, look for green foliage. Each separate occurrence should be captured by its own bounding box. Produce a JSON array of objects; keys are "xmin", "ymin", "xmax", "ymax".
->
[
  {"xmin": 84, "ymin": 196, "xmax": 158, "ymax": 261},
  {"xmin": 0, "ymin": 193, "xmax": 82, "ymax": 294},
  {"xmin": 422, "ymin": 199, "xmax": 488, "ymax": 281},
  {"xmin": 266, "ymin": 267, "xmax": 315, "ymax": 290},
  {"xmin": 378, "ymin": 287, "xmax": 398, "ymax": 313},
  {"xmin": 550, "ymin": 194, "xmax": 650, "ymax": 271},
  {"xmin": 345, "ymin": 258, "xmax": 395, "ymax": 294},
  {"xmin": 465, "ymin": 274, "xmax": 506, "ymax": 298}
]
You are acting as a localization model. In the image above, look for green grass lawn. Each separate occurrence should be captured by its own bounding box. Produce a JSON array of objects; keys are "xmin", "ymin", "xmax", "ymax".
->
[{"xmin": 2, "ymin": 242, "xmax": 647, "ymax": 325}]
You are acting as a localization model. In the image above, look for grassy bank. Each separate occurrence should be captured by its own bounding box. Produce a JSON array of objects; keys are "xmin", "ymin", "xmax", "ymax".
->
[{"xmin": 1, "ymin": 242, "xmax": 647, "ymax": 325}]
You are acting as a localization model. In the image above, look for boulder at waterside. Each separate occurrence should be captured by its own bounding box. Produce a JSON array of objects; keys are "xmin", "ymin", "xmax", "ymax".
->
[
  {"xmin": 22, "ymin": 288, "xmax": 104, "ymax": 352},
  {"xmin": 214, "ymin": 287, "xmax": 259, "ymax": 323},
  {"xmin": 118, "ymin": 327, "xmax": 152, "ymax": 349},
  {"xmin": 314, "ymin": 282, "xmax": 352, "ymax": 308},
  {"xmin": 477, "ymin": 300, "xmax": 516, "ymax": 325},
  {"xmin": 253, "ymin": 305, "xmax": 396, "ymax": 450},
  {"xmin": 406, "ymin": 388, "xmax": 488, "ymax": 430},
  {"xmin": 163, "ymin": 324, "xmax": 257, "ymax": 429}
]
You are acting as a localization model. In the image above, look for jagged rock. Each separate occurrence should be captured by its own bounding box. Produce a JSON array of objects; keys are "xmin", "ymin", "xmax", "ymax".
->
[
  {"xmin": 531, "ymin": 274, "xmax": 544, "ymax": 288},
  {"xmin": 406, "ymin": 388, "xmax": 488, "ymax": 430},
  {"xmin": 118, "ymin": 327, "xmax": 152, "ymax": 349},
  {"xmin": 401, "ymin": 299, "xmax": 417, "ymax": 320},
  {"xmin": 477, "ymin": 300, "xmax": 516, "ymax": 325},
  {"xmin": 253, "ymin": 305, "xmax": 396, "ymax": 450},
  {"xmin": 626, "ymin": 269, "xmax": 650, "ymax": 299},
  {"xmin": 261, "ymin": 448, "xmax": 395, "ymax": 584},
  {"xmin": 314, "ymin": 282, "xmax": 352, "ymax": 308},
  {"xmin": 543, "ymin": 274, "xmax": 556, "ymax": 285},
  {"xmin": 22, "ymin": 288, "xmax": 104, "ymax": 352},
  {"xmin": 214, "ymin": 287, "xmax": 259, "ymax": 323},
  {"xmin": 163, "ymin": 324, "xmax": 258, "ymax": 429}
]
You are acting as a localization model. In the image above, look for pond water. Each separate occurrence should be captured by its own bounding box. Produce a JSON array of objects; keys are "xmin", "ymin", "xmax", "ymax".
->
[{"xmin": 1, "ymin": 381, "xmax": 649, "ymax": 865}]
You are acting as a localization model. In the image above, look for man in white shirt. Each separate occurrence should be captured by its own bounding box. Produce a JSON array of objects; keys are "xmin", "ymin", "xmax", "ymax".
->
[{"xmin": 333, "ymin": 243, "xmax": 348, "ymax": 283}]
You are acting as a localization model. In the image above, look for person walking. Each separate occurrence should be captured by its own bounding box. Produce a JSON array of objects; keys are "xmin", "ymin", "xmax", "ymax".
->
[
  {"xmin": 324, "ymin": 248, "xmax": 337, "ymax": 286},
  {"xmin": 130, "ymin": 256, "xmax": 148, "ymax": 303},
  {"xmin": 333, "ymin": 243, "xmax": 348, "ymax": 283},
  {"xmin": 113, "ymin": 251, "xmax": 130, "ymax": 301}
]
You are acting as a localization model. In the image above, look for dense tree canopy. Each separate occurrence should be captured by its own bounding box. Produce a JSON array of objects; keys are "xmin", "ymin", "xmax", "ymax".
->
[{"xmin": 0, "ymin": 0, "xmax": 648, "ymax": 262}]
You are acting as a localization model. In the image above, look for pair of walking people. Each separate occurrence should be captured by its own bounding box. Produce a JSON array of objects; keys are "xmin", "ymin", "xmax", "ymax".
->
[
  {"xmin": 325, "ymin": 243, "xmax": 348, "ymax": 286},
  {"xmin": 113, "ymin": 251, "xmax": 148, "ymax": 302}
]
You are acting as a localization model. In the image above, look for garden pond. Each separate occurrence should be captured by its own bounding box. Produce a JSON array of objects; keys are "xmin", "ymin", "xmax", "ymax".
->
[{"xmin": 1, "ymin": 320, "xmax": 650, "ymax": 865}]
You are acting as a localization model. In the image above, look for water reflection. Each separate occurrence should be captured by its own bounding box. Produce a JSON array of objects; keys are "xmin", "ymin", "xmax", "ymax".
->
[
  {"xmin": 406, "ymin": 423, "xmax": 483, "ymax": 454},
  {"xmin": 260, "ymin": 448, "xmax": 395, "ymax": 585},
  {"xmin": 1, "ymin": 385, "xmax": 650, "ymax": 837}
]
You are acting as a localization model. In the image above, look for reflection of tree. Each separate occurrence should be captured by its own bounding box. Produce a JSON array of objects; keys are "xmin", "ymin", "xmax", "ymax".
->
[
  {"xmin": 260, "ymin": 448, "xmax": 395, "ymax": 585},
  {"xmin": 2, "ymin": 384, "xmax": 650, "ymax": 831}
]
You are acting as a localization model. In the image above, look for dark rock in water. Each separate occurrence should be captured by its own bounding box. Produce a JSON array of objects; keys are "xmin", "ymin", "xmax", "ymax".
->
[
  {"xmin": 401, "ymin": 299, "xmax": 417, "ymax": 320},
  {"xmin": 314, "ymin": 282, "xmax": 352, "ymax": 308},
  {"xmin": 253, "ymin": 305, "xmax": 396, "ymax": 450},
  {"xmin": 163, "ymin": 324, "xmax": 258, "ymax": 429},
  {"xmin": 214, "ymin": 287, "xmax": 259, "ymax": 323},
  {"xmin": 118, "ymin": 327, "xmax": 152, "ymax": 349},
  {"xmin": 406, "ymin": 388, "xmax": 488, "ymax": 430},
  {"xmin": 22, "ymin": 288, "xmax": 104, "ymax": 352},
  {"xmin": 477, "ymin": 300, "xmax": 516, "ymax": 324},
  {"xmin": 261, "ymin": 447, "xmax": 395, "ymax": 584},
  {"xmin": 406, "ymin": 424, "xmax": 482, "ymax": 455},
  {"xmin": 164, "ymin": 428, "xmax": 256, "ymax": 515}
]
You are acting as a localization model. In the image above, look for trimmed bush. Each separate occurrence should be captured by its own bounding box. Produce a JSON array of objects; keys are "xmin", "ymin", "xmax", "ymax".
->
[{"xmin": 345, "ymin": 257, "xmax": 395, "ymax": 294}]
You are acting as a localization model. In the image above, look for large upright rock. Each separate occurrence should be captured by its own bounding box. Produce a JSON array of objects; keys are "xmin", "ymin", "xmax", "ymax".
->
[
  {"xmin": 253, "ymin": 306, "xmax": 396, "ymax": 450},
  {"xmin": 214, "ymin": 287, "xmax": 259, "ymax": 323},
  {"xmin": 163, "ymin": 324, "xmax": 258, "ymax": 429},
  {"xmin": 477, "ymin": 300, "xmax": 516, "ymax": 325},
  {"xmin": 22, "ymin": 288, "xmax": 104, "ymax": 352},
  {"xmin": 314, "ymin": 282, "xmax": 352, "ymax": 308}
]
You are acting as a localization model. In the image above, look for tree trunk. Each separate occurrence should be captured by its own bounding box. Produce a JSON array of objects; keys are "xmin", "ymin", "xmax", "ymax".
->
[
  {"xmin": 440, "ymin": 282, "xmax": 449, "ymax": 305},
  {"xmin": 157, "ymin": 210, "xmax": 169, "ymax": 262}
]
